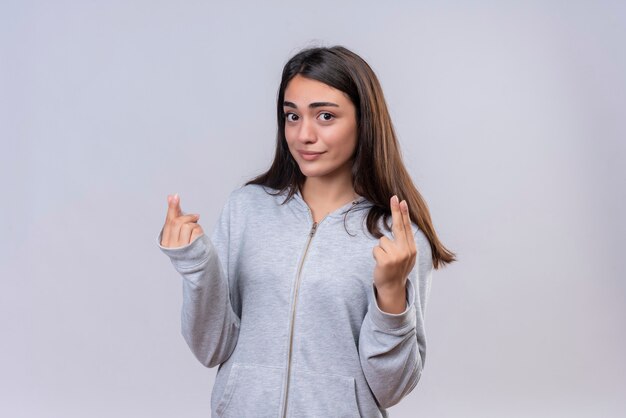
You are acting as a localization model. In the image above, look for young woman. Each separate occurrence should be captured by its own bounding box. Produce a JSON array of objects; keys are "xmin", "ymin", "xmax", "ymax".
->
[{"xmin": 158, "ymin": 45, "xmax": 456, "ymax": 418}]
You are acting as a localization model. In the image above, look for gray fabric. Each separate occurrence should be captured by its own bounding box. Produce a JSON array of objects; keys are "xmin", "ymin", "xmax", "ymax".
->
[{"xmin": 157, "ymin": 184, "xmax": 433, "ymax": 417}]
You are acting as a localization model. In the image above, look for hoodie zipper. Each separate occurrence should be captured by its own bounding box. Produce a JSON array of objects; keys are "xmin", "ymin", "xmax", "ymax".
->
[
  {"xmin": 281, "ymin": 218, "xmax": 318, "ymax": 418},
  {"xmin": 281, "ymin": 199, "xmax": 359, "ymax": 418}
]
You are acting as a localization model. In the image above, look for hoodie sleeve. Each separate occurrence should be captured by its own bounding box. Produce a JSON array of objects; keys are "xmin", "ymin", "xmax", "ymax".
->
[
  {"xmin": 358, "ymin": 227, "xmax": 434, "ymax": 409},
  {"xmin": 156, "ymin": 193, "xmax": 241, "ymax": 368}
]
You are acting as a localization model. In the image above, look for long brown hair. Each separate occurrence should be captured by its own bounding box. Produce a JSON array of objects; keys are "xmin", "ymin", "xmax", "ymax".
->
[{"xmin": 245, "ymin": 45, "xmax": 456, "ymax": 269}]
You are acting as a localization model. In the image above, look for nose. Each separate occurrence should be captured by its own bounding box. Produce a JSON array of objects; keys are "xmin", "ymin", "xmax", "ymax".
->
[{"xmin": 297, "ymin": 116, "xmax": 317, "ymax": 144}]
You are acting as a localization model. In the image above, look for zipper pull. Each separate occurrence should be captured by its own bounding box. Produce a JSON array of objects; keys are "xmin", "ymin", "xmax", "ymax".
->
[{"xmin": 310, "ymin": 222, "xmax": 318, "ymax": 237}]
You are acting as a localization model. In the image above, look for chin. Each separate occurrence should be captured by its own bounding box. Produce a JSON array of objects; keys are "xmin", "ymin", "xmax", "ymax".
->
[
  {"xmin": 297, "ymin": 165, "xmax": 333, "ymax": 178},
  {"xmin": 299, "ymin": 169, "xmax": 323, "ymax": 178}
]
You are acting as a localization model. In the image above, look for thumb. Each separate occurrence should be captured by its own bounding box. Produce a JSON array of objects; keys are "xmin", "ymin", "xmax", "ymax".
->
[{"xmin": 167, "ymin": 193, "xmax": 183, "ymax": 219}]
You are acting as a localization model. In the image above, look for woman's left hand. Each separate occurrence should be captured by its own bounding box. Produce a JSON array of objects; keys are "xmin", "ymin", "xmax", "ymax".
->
[{"xmin": 372, "ymin": 195, "xmax": 418, "ymax": 294}]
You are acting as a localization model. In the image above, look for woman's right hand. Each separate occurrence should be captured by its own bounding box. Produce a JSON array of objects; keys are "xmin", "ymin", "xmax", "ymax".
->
[{"xmin": 160, "ymin": 193, "xmax": 204, "ymax": 248}]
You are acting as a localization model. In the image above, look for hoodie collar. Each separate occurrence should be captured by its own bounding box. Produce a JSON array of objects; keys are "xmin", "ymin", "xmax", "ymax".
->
[{"xmin": 290, "ymin": 187, "xmax": 369, "ymax": 220}]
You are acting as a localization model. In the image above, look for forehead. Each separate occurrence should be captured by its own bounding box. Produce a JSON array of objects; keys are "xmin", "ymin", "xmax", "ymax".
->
[{"xmin": 284, "ymin": 75, "xmax": 349, "ymax": 103}]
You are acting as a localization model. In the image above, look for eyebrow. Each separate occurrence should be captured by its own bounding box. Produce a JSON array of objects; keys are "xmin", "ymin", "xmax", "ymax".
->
[{"xmin": 283, "ymin": 101, "xmax": 339, "ymax": 109}]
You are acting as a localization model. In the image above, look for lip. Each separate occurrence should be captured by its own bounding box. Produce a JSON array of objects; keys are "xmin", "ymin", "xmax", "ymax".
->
[{"xmin": 298, "ymin": 151, "xmax": 325, "ymax": 161}]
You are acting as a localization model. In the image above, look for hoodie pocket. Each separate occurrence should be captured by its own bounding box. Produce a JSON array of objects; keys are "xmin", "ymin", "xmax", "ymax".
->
[
  {"xmin": 289, "ymin": 368, "xmax": 361, "ymax": 418},
  {"xmin": 215, "ymin": 362, "xmax": 284, "ymax": 418}
]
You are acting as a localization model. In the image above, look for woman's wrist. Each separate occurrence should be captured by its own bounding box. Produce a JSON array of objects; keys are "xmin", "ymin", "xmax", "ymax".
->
[{"xmin": 374, "ymin": 281, "xmax": 407, "ymax": 314}]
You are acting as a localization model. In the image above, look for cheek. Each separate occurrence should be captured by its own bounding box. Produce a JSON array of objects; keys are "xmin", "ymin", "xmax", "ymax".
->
[
  {"xmin": 327, "ymin": 127, "xmax": 357, "ymax": 154},
  {"xmin": 283, "ymin": 128, "xmax": 296, "ymax": 148}
]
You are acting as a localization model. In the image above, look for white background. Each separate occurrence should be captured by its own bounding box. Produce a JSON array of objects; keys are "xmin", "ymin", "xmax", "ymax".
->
[{"xmin": 1, "ymin": 1, "xmax": 625, "ymax": 417}]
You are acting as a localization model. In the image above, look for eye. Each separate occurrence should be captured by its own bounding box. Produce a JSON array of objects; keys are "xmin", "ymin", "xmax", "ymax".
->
[
  {"xmin": 285, "ymin": 112, "xmax": 299, "ymax": 122},
  {"xmin": 318, "ymin": 112, "xmax": 334, "ymax": 121}
]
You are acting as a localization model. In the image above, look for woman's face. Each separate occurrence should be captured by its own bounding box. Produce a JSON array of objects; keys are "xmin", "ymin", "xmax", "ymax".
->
[{"xmin": 283, "ymin": 74, "xmax": 358, "ymax": 181}]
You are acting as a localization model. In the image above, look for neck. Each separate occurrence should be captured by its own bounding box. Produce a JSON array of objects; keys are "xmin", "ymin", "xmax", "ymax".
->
[{"xmin": 300, "ymin": 165, "xmax": 357, "ymax": 206}]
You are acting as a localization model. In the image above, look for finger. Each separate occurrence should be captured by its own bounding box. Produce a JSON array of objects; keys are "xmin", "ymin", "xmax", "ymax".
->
[
  {"xmin": 170, "ymin": 213, "xmax": 200, "ymax": 245},
  {"xmin": 400, "ymin": 200, "xmax": 417, "ymax": 253},
  {"xmin": 166, "ymin": 193, "xmax": 183, "ymax": 222},
  {"xmin": 179, "ymin": 222, "xmax": 201, "ymax": 245},
  {"xmin": 190, "ymin": 225, "xmax": 204, "ymax": 243},
  {"xmin": 160, "ymin": 225, "xmax": 169, "ymax": 247},
  {"xmin": 372, "ymin": 245, "xmax": 385, "ymax": 262},
  {"xmin": 161, "ymin": 221, "xmax": 171, "ymax": 247},
  {"xmin": 389, "ymin": 195, "xmax": 406, "ymax": 246},
  {"xmin": 167, "ymin": 218, "xmax": 180, "ymax": 247},
  {"xmin": 162, "ymin": 194, "xmax": 175, "ymax": 243},
  {"xmin": 175, "ymin": 213, "xmax": 200, "ymax": 225},
  {"xmin": 377, "ymin": 235, "xmax": 394, "ymax": 254}
]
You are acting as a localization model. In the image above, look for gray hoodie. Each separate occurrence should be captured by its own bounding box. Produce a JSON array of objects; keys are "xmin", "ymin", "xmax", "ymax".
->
[{"xmin": 156, "ymin": 184, "xmax": 433, "ymax": 417}]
